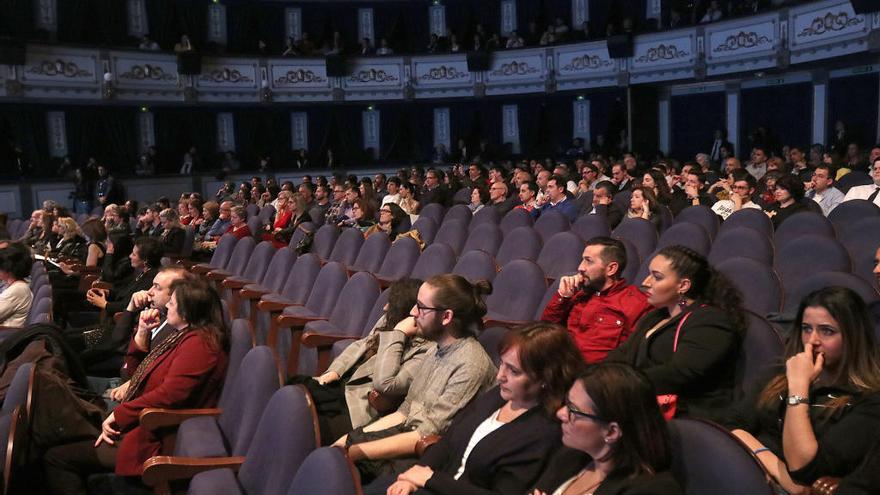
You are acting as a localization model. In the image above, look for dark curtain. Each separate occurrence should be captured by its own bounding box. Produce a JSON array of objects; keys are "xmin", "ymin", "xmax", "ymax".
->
[
  {"xmin": 233, "ymin": 109, "xmax": 291, "ymax": 169},
  {"xmin": 65, "ymin": 107, "xmax": 138, "ymax": 175},
  {"xmin": 670, "ymin": 91, "xmax": 726, "ymax": 161},
  {"xmin": 227, "ymin": 3, "xmax": 285, "ymax": 55},
  {"xmin": 154, "ymin": 108, "xmax": 216, "ymax": 174},
  {"xmin": 0, "ymin": 106, "xmax": 49, "ymax": 178},
  {"xmin": 588, "ymin": 89, "xmax": 627, "ymax": 153},
  {"xmin": 519, "ymin": 95, "xmax": 571, "ymax": 158},
  {"xmin": 311, "ymin": 105, "xmax": 363, "ymax": 169},
  {"xmin": 828, "ymin": 73, "xmax": 879, "ymax": 149},
  {"xmin": 57, "ymin": 0, "xmax": 129, "ymax": 46},
  {"xmin": 589, "ymin": 0, "xmax": 647, "ymax": 33},
  {"xmin": 0, "ymin": 0, "xmax": 35, "ymax": 40},
  {"xmin": 374, "ymin": 3, "xmax": 427, "ymax": 54},
  {"xmin": 380, "ymin": 103, "xmax": 431, "ymax": 162},
  {"xmin": 740, "ymin": 83, "xmax": 812, "ymax": 156},
  {"xmin": 146, "ymin": 0, "xmax": 209, "ymax": 52}
]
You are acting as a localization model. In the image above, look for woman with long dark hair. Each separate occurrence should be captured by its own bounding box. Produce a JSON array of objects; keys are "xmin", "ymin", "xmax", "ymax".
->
[
  {"xmin": 531, "ymin": 363, "xmax": 681, "ymax": 495},
  {"xmin": 45, "ymin": 278, "xmax": 229, "ymax": 493},
  {"xmin": 729, "ymin": 287, "xmax": 880, "ymax": 494},
  {"xmin": 606, "ymin": 245, "xmax": 745, "ymax": 422}
]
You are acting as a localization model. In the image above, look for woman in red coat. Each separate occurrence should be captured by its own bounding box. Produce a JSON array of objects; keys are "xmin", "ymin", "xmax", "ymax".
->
[{"xmin": 44, "ymin": 278, "xmax": 229, "ymax": 494}]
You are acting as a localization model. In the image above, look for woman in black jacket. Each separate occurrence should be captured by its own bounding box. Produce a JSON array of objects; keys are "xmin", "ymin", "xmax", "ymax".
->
[
  {"xmin": 606, "ymin": 245, "xmax": 745, "ymax": 422},
  {"xmin": 158, "ymin": 208, "xmax": 186, "ymax": 255},
  {"xmin": 372, "ymin": 323, "xmax": 585, "ymax": 495}
]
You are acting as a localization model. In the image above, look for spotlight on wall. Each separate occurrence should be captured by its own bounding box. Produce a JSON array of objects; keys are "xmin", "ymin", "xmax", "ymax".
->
[
  {"xmin": 140, "ymin": 106, "xmax": 150, "ymax": 112},
  {"xmin": 367, "ymin": 105, "xmax": 375, "ymax": 111},
  {"xmin": 576, "ymin": 95, "xmax": 585, "ymax": 101}
]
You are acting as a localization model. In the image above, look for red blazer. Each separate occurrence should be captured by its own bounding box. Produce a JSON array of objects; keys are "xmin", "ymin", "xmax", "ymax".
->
[{"xmin": 112, "ymin": 331, "xmax": 227, "ymax": 476}]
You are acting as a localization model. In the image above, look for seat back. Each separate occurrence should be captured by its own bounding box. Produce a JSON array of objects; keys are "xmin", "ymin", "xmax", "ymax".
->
[
  {"xmin": 219, "ymin": 320, "xmax": 256, "ymax": 406},
  {"xmin": 327, "ymin": 228, "xmax": 365, "ymax": 267},
  {"xmin": 708, "ymin": 227, "xmax": 774, "ymax": 266},
  {"xmin": 327, "ymin": 272, "xmax": 381, "ymax": 335},
  {"xmin": 673, "ymin": 205, "xmax": 719, "ymax": 240},
  {"xmin": 828, "ymin": 199, "xmax": 880, "ymax": 232},
  {"xmin": 478, "ymin": 326, "xmax": 509, "ymax": 366},
  {"xmin": 536, "ymin": 232, "xmax": 584, "ymax": 280},
  {"xmin": 236, "ymin": 386, "xmax": 320, "ymax": 495},
  {"xmin": 534, "ymin": 210, "xmax": 571, "ymax": 243},
  {"xmin": 224, "ymin": 237, "xmax": 257, "ymax": 276},
  {"xmin": 258, "ymin": 205, "xmax": 276, "ymax": 224},
  {"xmin": 461, "ymin": 223, "xmax": 502, "ymax": 257},
  {"xmin": 362, "ymin": 288, "xmax": 391, "ymax": 335},
  {"xmin": 716, "ymin": 257, "xmax": 782, "ymax": 316},
  {"xmin": 775, "ymin": 235, "xmax": 850, "ymax": 292},
  {"xmin": 375, "ymin": 237, "xmax": 421, "ymax": 282},
  {"xmin": 216, "ymin": 346, "xmax": 280, "ymax": 456},
  {"xmin": 247, "ymin": 217, "xmax": 263, "ymax": 241},
  {"xmin": 656, "ymin": 222, "xmax": 711, "ymax": 256},
  {"xmin": 571, "ymin": 214, "xmax": 611, "ymax": 242},
  {"xmin": 837, "ymin": 216, "xmax": 880, "ymax": 288},
  {"xmin": 418, "ymin": 203, "xmax": 445, "ymax": 225},
  {"xmin": 433, "ymin": 219, "xmax": 468, "ymax": 255},
  {"xmin": 288, "ymin": 222, "xmax": 315, "ymax": 249},
  {"xmin": 774, "ymin": 212, "xmax": 835, "ymax": 249},
  {"xmin": 312, "ymin": 224, "xmax": 341, "ymax": 261},
  {"xmin": 260, "ymin": 249, "xmax": 297, "ymax": 293},
  {"xmin": 278, "ymin": 254, "xmax": 322, "ymax": 305},
  {"xmin": 286, "ymin": 447, "xmax": 361, "ymax": 495},
  {"xmin": 669, "ymin": 418, "xmax": 775, "ymax": 495},
  {"xmin": 735, "ymin": 311, "xmax": 784, "ymax": 400},
  {"xmin": 349, "ymin": 232, "xmax": 390, "ymax": 273},
  {"xmin": 1, "ymin": 364, "xmax": 33, "ymax": 415},
  {"xmin": 495, "ymin": 226, "xmax": 542, "ymax": 267},
  {"xmin": 719, "ymin": 208, "xmax": 774, "ymax": 239},
  {"xmin": 469, "ymin": 206, "xmax": 500, "ymax": 230},
  {"xmin": 612, "ymin": 218, "xmax": 659, "ymax": 261},
  {"xmin": 441, "ymin": 204, "xmax": 472, "ymax": 228},
  {"xmin": 835, "ymin": 170, "xmax": 872, "ymax": 193},
  {"xmin": 239, "ymin": 241, "xmax": 276, "ymax": 284},
  {"xmin": 410, "ymin": 243, "xmax": 456, "ymax": 281},
  {"xmin": 180, "ymin": 226, "xmax": 196, "ymax": 258},
  {"xmin": 412, "ymin": 217, "xmax": 438, "ymax": 245},
  {"xmin": 782, "ymin": 271, "xmax": 880, "ymax": 315},
  {"xmin": 486, "ymin": 259, "xmax": 548, "ymax": 321},
  {"xmin": 499, "ymin": 208, "xmax": 533, "ymax": 235},
  {"xmin": 209, "ymin": 234, "xmax": 238, "ymax": 270},
  {"xmin": 452, "ymin": 250, "xmax": 498, "ymax": 283},
  {"xmin": 304, "ymin": 262, "xmax": 349, "ymax": 315}
]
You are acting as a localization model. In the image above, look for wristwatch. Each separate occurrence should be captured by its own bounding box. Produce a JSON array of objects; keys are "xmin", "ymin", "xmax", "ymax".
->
[{"xmin": 786, "ymin": 395, "xmax": 809, "ymax": 406}]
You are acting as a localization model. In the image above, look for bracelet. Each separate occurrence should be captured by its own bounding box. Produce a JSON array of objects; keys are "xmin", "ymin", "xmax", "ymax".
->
[{"xmin": 753, "ymin": 447, "xmax": 770, "ymax": 455}]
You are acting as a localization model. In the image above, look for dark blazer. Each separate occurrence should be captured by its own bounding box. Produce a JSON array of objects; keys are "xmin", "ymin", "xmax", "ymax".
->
[
  {"xmin": 533, "ymin": 448, "xmax": 682, "ymax": 495},
  {"xmin": 57, "ymin": 235, "xmax": 88, "ymax": 261},
  {"xmin": 606, "ymin": 304, "xmax": 742, "ymax": 422},
  {"xmin": 161, "ymin": 226, "xmax": 185, "ymax": 255},
  {"xmin": 592, "ymin": 203, "xmax": 625, "ymax": 229},
  {"xmin": 113, "ymin": 330, "xmax": 227, "ymax": 476},
  {"xmin": 100, "ymin": 252, "xmax": 134, "ymax": 286},
  {"xmin": 105, "ymin": 267, "xmax": 158, "ymax": 316},
  {"xmin": 421, "ymin": 185, "xmax": 450, "ymax": 208},
  {"xmin": 419, "ymin": 386, "xmax": 561, "ymax": 495}
]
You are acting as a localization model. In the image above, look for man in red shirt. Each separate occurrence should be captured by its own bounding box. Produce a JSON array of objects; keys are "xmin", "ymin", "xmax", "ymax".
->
[{"xmin": 541, "ymin": 237, "xmax": 651, "ymax": 363}]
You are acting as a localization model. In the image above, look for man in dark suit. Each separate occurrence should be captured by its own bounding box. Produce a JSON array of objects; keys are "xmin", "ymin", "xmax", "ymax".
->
[{"xmin": 420, "ymin": 168, "xmax": 449, "ymax": 207}]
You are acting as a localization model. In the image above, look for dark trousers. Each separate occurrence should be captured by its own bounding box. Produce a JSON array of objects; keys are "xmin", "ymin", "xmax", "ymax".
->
[{"xmin": 43, "ymin": 440, "xmax": 117, "ymax": 495}]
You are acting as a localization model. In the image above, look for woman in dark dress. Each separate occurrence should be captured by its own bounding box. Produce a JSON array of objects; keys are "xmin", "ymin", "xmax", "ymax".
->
[
  {"xmin": 728, "ymin": 287, "xmax": 880, "ymax": 494},
  {"xmin": 764, "ymin": 174, "xmax": 808, "ymax": 229}
]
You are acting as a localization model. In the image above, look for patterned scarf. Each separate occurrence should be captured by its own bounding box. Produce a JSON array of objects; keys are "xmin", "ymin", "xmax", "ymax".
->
[{"xmin": 122, "ymin": 328, "xmax": 188, "ymax": 402}]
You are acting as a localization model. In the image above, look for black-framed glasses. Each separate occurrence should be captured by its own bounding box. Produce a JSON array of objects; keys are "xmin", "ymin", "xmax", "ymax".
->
[
  {"xmin": 563, "ymin": 397, "xmax": 606, "ymax": 423},
  {"xmin": 415, "ymin": 303, "xmax": 446, "ymax": 315}
]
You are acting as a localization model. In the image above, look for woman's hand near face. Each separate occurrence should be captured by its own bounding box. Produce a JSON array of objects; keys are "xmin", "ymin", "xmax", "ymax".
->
[{"xmin": 786, "ymin": 343, "xmax": 824, "ymax": 394}]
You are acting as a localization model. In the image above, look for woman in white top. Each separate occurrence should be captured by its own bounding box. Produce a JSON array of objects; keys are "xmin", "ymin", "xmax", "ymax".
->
[
  {"xmin": 0, "ymin": 242, "xmax": 34, "ymax": 327},
  {"xmin": 374, "ymin": 323, "xmax": 585, "ymax": 495}
]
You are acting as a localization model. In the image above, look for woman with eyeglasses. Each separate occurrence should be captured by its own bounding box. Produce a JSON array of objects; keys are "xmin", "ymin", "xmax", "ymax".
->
[
  {"xmin": 531, "ymin": 362, "xmax": 681, "ymax": 495},
  {"xmin": 728, "ymin": 287, "xmax": 880, "ymax": 494},
  {"xmin": 340, "ymin": 198, "xmax": 376, "ymax": 233},
  {"xmin": 365, "ymin": 203, "xmax": 408, "ymax": 241},
  {"xmin": 375, "ymin": 322, "xmax": 585, "ymax": 495}
]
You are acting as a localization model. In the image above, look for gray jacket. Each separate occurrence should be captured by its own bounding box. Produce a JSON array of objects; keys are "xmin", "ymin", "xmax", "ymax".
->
[{"xmin": 326, "ymin": 316, "xmax": 432, "ymax": 428}]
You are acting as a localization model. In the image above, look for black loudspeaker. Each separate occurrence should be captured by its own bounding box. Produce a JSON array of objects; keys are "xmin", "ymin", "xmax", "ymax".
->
[
  {"xmin": 176, "ymin": 53, "xmax": 202, "ymax": 75},
  {"xmin": 0, "ymin": 39, "xmax": 26, "ymax": 65},
  {"xmin": 630, "ymin": 86, "xmax": 659, "ymax": 157},
  {"xmin": 466, "ymin": 51, "xmax": 491, "ymax": 71},
  {"xmin": 325, "ymin": 54, "xmax": 349, "ymax": 77},
  {"xmin": 607, "ymin": 34, "xmax": 634, "ymax": 59},
  {"xmin": 850, "ymin": 0, "xmax": 878, "ymax": 14}
]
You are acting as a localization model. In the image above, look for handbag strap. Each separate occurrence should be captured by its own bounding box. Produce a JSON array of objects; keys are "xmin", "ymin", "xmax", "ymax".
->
[{"xmin": 671, "ymin": 304, "xmax": 708, "ymax": 352}]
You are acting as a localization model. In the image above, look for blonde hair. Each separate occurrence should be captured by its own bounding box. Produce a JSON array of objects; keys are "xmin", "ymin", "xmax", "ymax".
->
[{"xmin": 57, "ymin": 217, "xmax": 81, "ymax": 239}]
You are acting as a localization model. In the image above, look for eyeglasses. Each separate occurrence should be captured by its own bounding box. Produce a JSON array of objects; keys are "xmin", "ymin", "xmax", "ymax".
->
[
  {"xmin": 414, "ymin": 302, "xmax": 446, "ymax": 315},
  {"xmin": 379, "ymin": 209, "xmax": 392, "ymax": 214},
  {"xmin": 563, "ymin": 397, "xmax": 606, "ymax": 423}
]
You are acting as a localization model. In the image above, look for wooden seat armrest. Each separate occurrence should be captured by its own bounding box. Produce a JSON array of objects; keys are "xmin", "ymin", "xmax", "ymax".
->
[
  {"xmin": 190, "ymin": 264, "xmax": 213, "ymax": 274},
  {"xmin": 276, "ymin": 314, "xmax": 327, "ymax": 329},
  {"xmin": 415, "ymin": 435, "xmax": 442, "ymax": 457},
  {"xmin": 811, "ymin": 477, "xmax": 840, "ymax": 495},
  {"xmin": 92, "ymin": 281, "xmax": 113, "ymax": 291},
  {"xmin": 221, "ymin": 278, "xmax": 251, "ymax": 290},
  {"xmin": 139, "ymin": 407, "xmax": 223, "ymax": 431},
  {"xmin": 239, "ymin": 287, "xmax": 271, "ymax": 300},
  {"xmin": 205, "ymin": 270, "xmax": 231, "ymax": 281},
  {"xmin": 142, "ymin": 455, "xmax": 245, "ymax": 487},
  {"xmin": 257, "ymin": 300, "xmax": 298, "ymax": 312},
  {"xmin": 300, "ymin": 332, "xmax": 355, "ymax": 348},
  {"xmin": 482, "ymin": 318, "xmax": 528, "ymax": 329}
]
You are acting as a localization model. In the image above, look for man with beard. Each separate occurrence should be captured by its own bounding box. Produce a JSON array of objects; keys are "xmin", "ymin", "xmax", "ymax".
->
[
  {"xmin": 335, "ymin": 274, "xmax": 496, "ymax": 481},
  {"xmin": 541, "ymin": 237, "xmax": 650, "ymax": 363}
]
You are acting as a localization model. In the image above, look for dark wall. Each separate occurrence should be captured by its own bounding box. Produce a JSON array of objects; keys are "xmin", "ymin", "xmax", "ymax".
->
[
  {"xmin": 740, "ymin": 82, "xmax": 812, "ymax": 156},
  {"xmin": 828, "ymin": 72, "xmax": 879, "ymax": 148},
  {"xmin": 670, "ymin": 91, "xmax": 726, "ymax": 161}
]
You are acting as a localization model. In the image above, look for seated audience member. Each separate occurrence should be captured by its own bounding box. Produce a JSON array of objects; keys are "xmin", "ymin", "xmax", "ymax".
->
[
  {"xmin": 204, "ymin": 201, "xmax": 233, "ymax": 241},
  {"xmin": 375, "ymin": 323, "xmax": 586, "ymax": 495},
  {"xmin": 44, "ymin": 278, "xmax": 229, "ymax": 493},
  {"xmin": 533, "ymin": 174, "xmax": 579, "ymax": 222},
  {"xmin": 340, "ymin": 198, "xmax": 376, "ymax": 233},
  {"xmin": 334, "ymin": 275, "xmax": 497, "ymax": 482},
  {"xmin": 195, "ymin": 201, "xmax": 218, "ymax": 241},
  {"xmin": 52, "ymin": 217, "xmax": 88, "ymax": 261},
  {"xmin": 103, "ymin": 204, "xmax": 129, "ymax": 235},
  {"xmin": 19, "ymin": 209, "xmax": 44, "ymax": 247},
  {"xmin": 83, "ymin": 237, "xmax": 164, "ymax": 320},
  {"xmin": 515, "ymin": 181, "xmax": 539, "ymax": 212},
  {"xmin": 542, "ymin": 237, "xmax": 651, "ymax": 363},
  {"xmin": 627, "ymin": 186, "xmax": 661, "ymax": 231},
  {"xmin": 99, "ymin": 230, "xmax": 135, "ymax": 286},
  {"xmin": 398, "ymin": 182, "xmax": 420, "ymax": 223},
  {"xmin": 468, "ymin": 187, "xmax": 489, "ymax": 214},
  {"xmin": 806, "ymin": 164, "xmax": 845, "ymax": 216},
  {"xmin": 365, "ymin": 203, "xmax": 408, "ymax": 241},
  {"xmin": 290, "ymin": 279, "xmax": 427, "ymax": 442},
  {"xmin": 531, "ymin": 363, "xmax": 682, "ymax": 495},
  {"xmin": 606, "ymin": 246, "xmax": 745, "ymax": 422},
  {"xmin": 138, "ymin": 204, "xmax": 164, "ymax": 238},
  {"xmin": 381, "ymin": 178, "xmax": 402, "ymax": 207},
  {"xmin": 640, "ymin": 169, "xmax": 675, "ymax": 209},
  {"xmin": 757, "ymin": 170, "xmax": 784, "ymax": 209},
  {"xmin": 186, "ymin": 200, "xmax": 204, "ymax": 229},
  {"xmin": 842, "ymin": 158, "xmax": 880, "ymax": 207},
  {"xmin": 680, "ymin": 170, "xmax": 717, "ymax": 212},
  {"xmin": 765, "ymin": 174, "xmax": 808, "ymax": 229},
  {"xmin": 711, "ymin": 170, "xmax": 762, "ymax": 220},
  {"xmin": 588, "ymin": 181, "xmax": 624, "ymax": 228},
  {"xmin": 420, "ymin": 169, "xmax": 449, "ymax": 207},
  {"xmin": 266, "ymin": 192, "xmax": 309, "ymax": 248},
  {"xmin": 158, "ymin": 208, "xmax": 185, "ymax": 255},
  {"xmin": 729, "ymin": 287, "xmax": 880, "ymax": 494},
  {"xmin": 489, "ymin": 181, "xmax": 515, "ymax": 216},
  {"xmin": 0, "ymin": 242, "xmax": 34, "ymax": 327}
]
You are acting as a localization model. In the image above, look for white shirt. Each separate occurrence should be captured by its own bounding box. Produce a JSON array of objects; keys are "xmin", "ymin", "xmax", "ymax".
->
[
  {"xmin": 381, "ymin": 193, "xmax": 401, "ymax": 207},
  {"xmin": 0, "ymin": 281, "xmax": 33, "ymax": 327},
  {"xmin": 843, "ymin": 183, "xmax": 880, "ymax": 207},
  {"xmin": 453, "ymin": 408, "xmax": 505, "ymax": 480},
  {"xmin": 711, "ymin": 199, "xmax": 761, "ymax": 220}
]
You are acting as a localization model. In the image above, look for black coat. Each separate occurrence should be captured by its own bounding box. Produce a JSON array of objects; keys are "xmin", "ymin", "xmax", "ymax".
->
[
  {"xmin": 533, "ymin": 448, "xmax": 682, "ymax": 495},
  {"xmin": 161, "ymin": 226, "xmax": 186, "ymax": 255},
  {"xmin": 606, "ymin": 304, "xmax": 742, "ymax": 422},
  {"xmin": 419, "ymin": 387, "xmax": 562, "ymax": 495}
]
